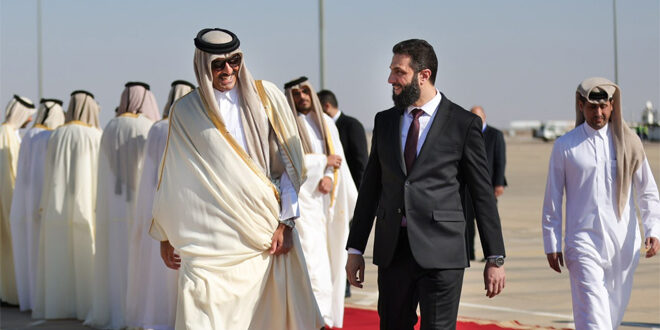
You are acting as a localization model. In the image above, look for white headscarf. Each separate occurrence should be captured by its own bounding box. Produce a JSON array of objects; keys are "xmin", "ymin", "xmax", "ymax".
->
[
  {"xmin": 117, "ymin": 82, "xmax": 161, "ymax": 122},
  {"xmin": 162, "ymin": 80, "xmax": 194, "ymax": 118},
  {"xmin": 3, "ymin": 95, "xmax": 36, "ymax": 128},
  {"xmin": 65, "ymin": 91, "xmax": 101, "ymax": 128},
  {"xmin": 34, "ymin": 99, "xmax": 65, "ymax": 129},
  {"xmin": 575, "ymin": 77, "xmax": 645, "ymax": 218}
]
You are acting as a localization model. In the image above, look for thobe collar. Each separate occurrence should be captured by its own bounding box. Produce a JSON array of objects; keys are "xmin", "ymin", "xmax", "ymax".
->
[
  {"xmin": 332, "ymin": 110, "xmax": 342, "ymax": 122},
  {"xmin": 213, "ymin": 87, "xmax": 239, "ymax": 105},
  {"xmin": 582, "ymin": 122, "xmax": 610, "ymax": 139},
  {"xmin": 405, "ymin": 89, "xmax": 441, "ymax": 116}
]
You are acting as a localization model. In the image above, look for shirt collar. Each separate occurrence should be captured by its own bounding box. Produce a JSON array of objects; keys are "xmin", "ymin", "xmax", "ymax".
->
[
  {"xmin": 332, "ymin": 110, "xmax": 342, "ymax": 122},
  {"xmin": 406, "ymin": 89, "xmax": 442, "ymax": 116},
  {"xmin": 582, "ymin": 122, "xmax": 609, "ymax": 139},
  {"xmin": 482, "ymin": 123, "xmax": 487, "ymax": 132},
  {"xmin": 213, "ymin": 87, "xmax": 238, "ymax": 104}
]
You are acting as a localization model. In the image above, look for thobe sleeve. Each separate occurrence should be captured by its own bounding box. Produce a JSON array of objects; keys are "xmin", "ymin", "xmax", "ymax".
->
[
  {"xmin": 323, "ymin": 165, "xmax": 335, "ymax": 183},
  {"xmin": 149, "ymin": 219, "xmax": 169, "ymax": 241},
  {"xmin": 633, "ymin": 158, "xmax": 660, "ymax": 240},
  {"xmin": 542, "ymin": 141, "xmax": 565, "ymax": 254},
  {"xmin": 279, "ymin": 170, "xmax": 300, "ymax": 220}
]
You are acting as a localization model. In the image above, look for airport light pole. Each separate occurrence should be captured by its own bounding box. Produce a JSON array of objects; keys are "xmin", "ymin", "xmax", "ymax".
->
[{"xmin": 319, "ymin": 0, "xmax": 325, "ymax": 90}]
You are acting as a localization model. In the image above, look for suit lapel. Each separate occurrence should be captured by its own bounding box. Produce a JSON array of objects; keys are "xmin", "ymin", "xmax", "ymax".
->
[{"xmin": 412, "ymin": 94, "xmax": 451, "ymax": 172}]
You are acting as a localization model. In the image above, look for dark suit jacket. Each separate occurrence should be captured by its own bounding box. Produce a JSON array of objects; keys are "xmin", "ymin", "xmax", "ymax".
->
[
  {"xmin": 483, "ymin": 125, "xmax": 507, "ymax": 187},
  {"xmin": 335, "ymin": 113, "xmax": 368, "ymax": 188},
  {"xmin": 346, "ymin": 94, "xmax": 506, "ymax": 269}
]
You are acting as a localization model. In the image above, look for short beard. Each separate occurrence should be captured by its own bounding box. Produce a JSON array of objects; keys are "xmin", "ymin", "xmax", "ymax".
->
[{"xmin": 392, "ymin": 74, "xmax": 420, "ymax": 108}]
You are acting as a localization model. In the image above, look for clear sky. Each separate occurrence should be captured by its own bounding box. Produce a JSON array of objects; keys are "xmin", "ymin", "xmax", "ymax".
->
[{"xmin": 1, "ymin": 0, "xmax": 658, "ymax": 129}]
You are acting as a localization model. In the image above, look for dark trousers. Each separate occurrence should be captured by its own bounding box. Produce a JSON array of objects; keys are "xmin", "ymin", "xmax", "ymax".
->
[{"xmin": 377, "ymin": 231, "xmax": 464, "ymax": 330}]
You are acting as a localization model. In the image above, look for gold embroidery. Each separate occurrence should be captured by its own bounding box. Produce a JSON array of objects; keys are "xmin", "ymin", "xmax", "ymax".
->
[
  {"xmin": 118, "ymin": 112, "xmax": 140, "ymax": 118},
  {"xmin": 64, "ymin": 120, "xmax": 92, "ymax": 128}
]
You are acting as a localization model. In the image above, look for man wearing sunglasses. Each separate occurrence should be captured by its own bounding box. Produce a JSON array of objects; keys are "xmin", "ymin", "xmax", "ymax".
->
[{"xmin": 149, "ymin": 28, "xmax": 323, "ymax": 329}]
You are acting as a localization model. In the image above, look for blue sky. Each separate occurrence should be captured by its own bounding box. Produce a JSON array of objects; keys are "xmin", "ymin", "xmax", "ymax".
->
[{"xmin": 1, "ymin": 0, "xmax": 658, "ymax": 129}]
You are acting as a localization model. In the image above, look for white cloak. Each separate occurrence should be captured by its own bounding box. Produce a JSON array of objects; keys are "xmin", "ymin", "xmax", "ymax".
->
[
  {"xmin": 296, "ymin": 114, "xmax": 357, "ymax": 328},
  {"xmin": 33, "ymin": 122, "xmax": 102, "ymax": 320},
  {"xmin": 9, "ymin": 127, "xmax": 53, "ymax": 311},
  {"xmin": 125, "ymin": 119, "xmax": 177, "ymax": 330},
  {"xmin": 86, "ymin": 114, "xmax": 153, "ymax": 329},
  {"xmin": 150, "ymin": 85, "xmax": 323, "ymax": 330},
  {"xmin": 0, "ymin": 123, "xmax": 21, "ymax": 305}
]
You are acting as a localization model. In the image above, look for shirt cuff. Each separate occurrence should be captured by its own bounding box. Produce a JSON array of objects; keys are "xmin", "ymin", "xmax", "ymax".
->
[
  {"xmin": 279, "ymin": 171, "xmax": 300, "ymax": 220},
  {"xmin": 347, "ymin": 248, "xmax": 363, "ymax": 255}
]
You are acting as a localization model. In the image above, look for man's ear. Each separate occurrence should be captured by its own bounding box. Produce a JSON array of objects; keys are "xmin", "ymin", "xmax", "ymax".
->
[{"xmin": 418, "ymin": 69, "xmax": 432, "ymax": 84}]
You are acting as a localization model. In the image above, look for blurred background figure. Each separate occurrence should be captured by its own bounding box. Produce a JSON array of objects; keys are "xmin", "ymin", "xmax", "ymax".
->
[
  {"xmin": 465, "ymin": 105, "xmax": 507, "ymax": 261},
  {"xmin": 33, "ymin": 90, "xmax": 101, "ymax": 320},
  {"xmin": 0, "ymin": 95, "xmax": 36, "ymax": 306},
  {"xmin": 86, "ymin": 82, "xmax": 158, "ymax": 329},
  {"xmin": 9, "ymin": 98, "xmax": 64, "ymax": 312}
]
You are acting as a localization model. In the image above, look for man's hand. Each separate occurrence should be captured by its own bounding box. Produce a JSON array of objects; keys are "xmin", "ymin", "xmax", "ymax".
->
[
  {"xmin": 345, "ymin": 253, "xmax": 365, "ymax": 288},
  {"xmin": 494, "ymin": 185, "xmax": 505, "ymax": 198},
  {"xmin": 484, "ymin": 264, "xmax": 505, "ymax": 298},
  {"xmin": 546, "ymin": 252, "xmax": 564, "ymax": 273},
  {"xmin": 327, "ymin": 154, "xmax": 342, "ymax": 168},
  {"xmin": 645, "ymin": 237, "xmax": 659, "ymax": 258},
  {"xmin": 270, "ymin": 223, "xmax": 293, "ymax": 256},
  {"xmin": 160, "ymin": 240, "xmax": 181, "ymax": 270},
  {"xmin": 318, "ymin": 176, "xmax": 333, "ymax": 194}
]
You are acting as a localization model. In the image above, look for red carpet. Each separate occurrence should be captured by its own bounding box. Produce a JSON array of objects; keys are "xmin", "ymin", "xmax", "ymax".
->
[{"xmin": 333, "ymin": 307, "xmax": 538, "ymax": 329}]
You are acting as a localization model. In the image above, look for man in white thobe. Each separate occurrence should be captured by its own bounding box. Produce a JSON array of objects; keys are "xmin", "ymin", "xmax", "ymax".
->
[
  {"xmin": 149, "ymin": 28, "xmax": 323, "ymax": 330},
  {"xmin": 125, "ymin": 80, "xmax": 193, "ymax": 330},
  {"xmin": 284, "ymin": 77, "xmax": 357, "ymax": 328},
  {"xmin": 85, "ymin": 82, "xmax": 159, "ymax": 329},
  {"xmin": 542, "ymin": 77, "xmax": 660, "ymax": 329},
  {"xmin": 33, "ymin": 90, "xmax": 102, "ymax": 320},
  {"xmin": 10, "ymin": 98, "xmax": 65, "ymax": 311},
  {"xmin": 0, "ymin": 95, "xmax": 36, "ymax": 306}
]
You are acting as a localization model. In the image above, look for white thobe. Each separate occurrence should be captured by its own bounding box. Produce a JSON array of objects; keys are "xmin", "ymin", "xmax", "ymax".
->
[
  {"xmin": 33, "ymin": 122, "xmax": 102, "ymax": 320},
  {"xmin": 86, "ymin": 114, "xmax": 153, "ymax": 329},
  {"xmin": 125, "ymin": 119, "xmax": 177, "ymax": 330},
  {"xmin": 296, "ymin": 112, "xmax": 357, "ymax": 327},
  {"xmin": 542, "ymin": 123, "xmax": 660, "ymax": 329},
  {"xmin": 9, "ymin": 127, "xmax": 51, "ymax": 311}
]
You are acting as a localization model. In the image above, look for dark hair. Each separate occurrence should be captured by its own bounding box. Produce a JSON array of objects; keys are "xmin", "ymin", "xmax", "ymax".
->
[
  {"xmin": 392, "ymin": 39, "xmax": 438, "ymax": 84},
  {"xmin": 317, "ymin": 89, "xmax": 338, "ymax": 108}
]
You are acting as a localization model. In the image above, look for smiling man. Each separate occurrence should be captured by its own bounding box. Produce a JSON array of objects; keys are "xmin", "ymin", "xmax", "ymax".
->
[
  {"xmin": 542, "ymin": 77, "xmax": 660, "ymax": 329},
  {"xmin": 149, "ymin": 28, "xmax": 322, "ymax": 329},
  {"xmin": 345, "ymin": 39, "xmax": 506, "ymax": 329}
]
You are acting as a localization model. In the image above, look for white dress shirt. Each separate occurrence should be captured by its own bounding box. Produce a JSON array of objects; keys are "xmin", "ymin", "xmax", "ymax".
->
[
  {"xmin": 542, "ymin": 123, "xmax": 660, "ymax": 258},
  {"xmin": 400, "ymin": 90, "xmax": 442, "ymax": 156},
  {"xmin": 331, "ymin": 110, "xmax": 341, "ymax": 122},
  {"xmin": 214, "ymin": 88, "xmax": 299, "ymax": 220}
]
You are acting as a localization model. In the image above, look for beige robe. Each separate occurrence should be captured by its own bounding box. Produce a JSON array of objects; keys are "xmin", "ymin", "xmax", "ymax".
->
[{"xmin": 150, "ymin": 83, "xmax": 323, "ymax": 330}]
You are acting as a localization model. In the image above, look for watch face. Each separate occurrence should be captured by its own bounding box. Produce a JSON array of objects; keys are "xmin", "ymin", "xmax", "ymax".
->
[{"xmin": 495, "ymin": 257, "xmax": 504, "ymax": 267}]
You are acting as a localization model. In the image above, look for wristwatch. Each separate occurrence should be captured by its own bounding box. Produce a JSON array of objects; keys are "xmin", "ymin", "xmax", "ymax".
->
[
  {"xmin": 279, "ymin": 217, "xmax": 296, "ymax": 229},
  {"xmin": 486, "ymin": 256, "xmax": 505, "ymax": 267}
]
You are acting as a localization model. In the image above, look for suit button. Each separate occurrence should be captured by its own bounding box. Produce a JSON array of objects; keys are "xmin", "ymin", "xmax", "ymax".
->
[
  {"xmin": 405, "ymin": 181, "xmax": 410, "ymax": 186},
  {"xmin": 397, "ymin": 208, "xmax": 402, "ymax": 214}
]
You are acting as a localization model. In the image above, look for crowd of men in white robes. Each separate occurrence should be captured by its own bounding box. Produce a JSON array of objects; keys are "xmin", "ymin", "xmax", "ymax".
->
[{"xmin": 0, "ymin": 80, "xmax": 198, "ymax": 329}]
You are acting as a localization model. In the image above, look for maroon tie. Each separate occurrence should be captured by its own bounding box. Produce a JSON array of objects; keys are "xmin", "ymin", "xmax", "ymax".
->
[{"xmin": 404, "ymin": 108, "xmax": 424, "ymax": 173}]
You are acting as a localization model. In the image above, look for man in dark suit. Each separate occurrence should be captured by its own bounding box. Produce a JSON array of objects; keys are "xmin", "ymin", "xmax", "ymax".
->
[
  {"xmin": 464, "ymin": 106, "xmax": 507, "ymax": 261},
  {"xmin": 345, "ymin": 39, "xmax": 506, "ymax": 329},
  {"xmin": 318, "ymin": 89, "xmax": 368, "ymax": 188}
]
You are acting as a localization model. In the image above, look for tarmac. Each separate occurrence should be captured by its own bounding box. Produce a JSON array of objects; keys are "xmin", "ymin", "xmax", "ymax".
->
[{"xmin": 1, "ymin": 137, "xmax": 659, "ymax": 329}]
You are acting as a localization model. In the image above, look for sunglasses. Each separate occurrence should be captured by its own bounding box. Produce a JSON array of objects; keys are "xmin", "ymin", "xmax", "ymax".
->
[{"xmin": 211, "ymin": 54, "xmax": 242, "ymax": 71}]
